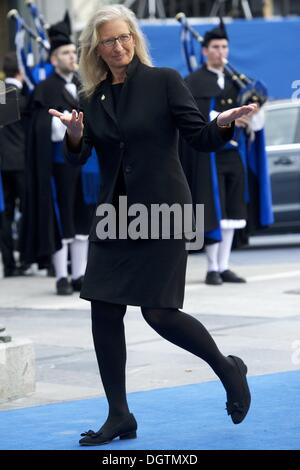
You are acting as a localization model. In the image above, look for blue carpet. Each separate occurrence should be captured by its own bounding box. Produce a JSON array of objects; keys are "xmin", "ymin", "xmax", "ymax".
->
[{"xmin": 0, "ymin": 370, "xmax": 299, "ymax": 450}]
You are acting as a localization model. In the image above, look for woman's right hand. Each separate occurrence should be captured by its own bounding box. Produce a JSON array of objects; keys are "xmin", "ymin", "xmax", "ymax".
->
[{"xmin": 48, "ymin": 108, "xmax": 84, "ymax": 144}]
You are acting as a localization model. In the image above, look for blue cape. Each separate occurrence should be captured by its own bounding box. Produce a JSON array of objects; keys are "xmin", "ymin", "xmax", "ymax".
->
[{"xmin": 52, "ymin": 142, "xmax": 100, "ymax": 207}]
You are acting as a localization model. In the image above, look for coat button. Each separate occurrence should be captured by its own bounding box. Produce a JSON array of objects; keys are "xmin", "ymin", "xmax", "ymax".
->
[
  {"xmin": 125, "ymin": 165, "xmax": 132, "ymax": 174},
  {"xmin": 119, "ymin": 142, "xmax": 125, "ymax": 149}
]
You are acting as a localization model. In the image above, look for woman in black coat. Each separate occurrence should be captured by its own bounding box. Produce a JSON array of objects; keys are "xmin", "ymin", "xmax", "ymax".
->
[{"xmin": 50, "ymin": 5, "xmax": 255, "ymax": 446}]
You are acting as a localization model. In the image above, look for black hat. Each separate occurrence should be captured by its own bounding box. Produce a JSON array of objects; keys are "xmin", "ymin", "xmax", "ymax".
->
[
  {"xmin": 202, "ymin": 18, "xmax": 229, "ymax": 47},
  {"xmin": 3, "ymin": 51, "xmax": 19, "ymax": 77},
  {"xmin": 48, "ymin": 11, "xmax": 73, "ymax": 55}
]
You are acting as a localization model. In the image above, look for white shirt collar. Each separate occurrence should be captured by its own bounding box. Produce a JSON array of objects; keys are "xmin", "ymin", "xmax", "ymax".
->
[
  {"xmin": 207, "ymin": 66, "xmax": 224, "ymax": 76},
  {"xmin": 207, "ymin": 66, "xmax": 225, "ymax": 90},
  {"xmin": 5, "ymin": 78, "xmax": 23, "ymax": 89},
  {"xmin": 56, "ymin": 71, "xmax": 74, "ymax": 84}
]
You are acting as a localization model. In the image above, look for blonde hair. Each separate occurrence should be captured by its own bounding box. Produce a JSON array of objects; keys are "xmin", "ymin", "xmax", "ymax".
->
[{"xmin": 79, "ymin": 5, "xmax": 153, "ymax": 98}]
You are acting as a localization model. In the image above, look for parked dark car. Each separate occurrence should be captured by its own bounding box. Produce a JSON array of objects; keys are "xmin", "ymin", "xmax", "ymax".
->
[{"xmin": 264, "ymin": 99, "xmax": 300, "ymax": 233}]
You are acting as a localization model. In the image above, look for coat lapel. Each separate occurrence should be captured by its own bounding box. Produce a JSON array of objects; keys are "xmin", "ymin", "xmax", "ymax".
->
[
  {"xmin": 62, "ymin": 87, "xmax": 78, "ymax": 109},
  {"xmin": 95, "ymin": 56, "xmax": 141, "ymax": 132},
  {"xmin": 97, "ymin": 56, "xmax": 140, "ymax": 127},
  {"xmin": 116, "ymin": 55, "xmax": 140, "ymax": 122},
  {"xmin": 97, "ymin": 78, "xmax": 118, "ymax": 128},
  {"xmin": 52, "ymin": 72, "xmax": 79, "ymax": 108}
]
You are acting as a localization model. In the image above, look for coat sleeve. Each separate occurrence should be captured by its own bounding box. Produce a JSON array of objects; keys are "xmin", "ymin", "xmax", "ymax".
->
[{"xmin": 166, "ymin": 69, "xmax": 234, "ymax": 152}]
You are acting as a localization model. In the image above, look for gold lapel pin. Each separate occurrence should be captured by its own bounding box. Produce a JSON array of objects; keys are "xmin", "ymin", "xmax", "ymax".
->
[{"xmin": 101, "ymin": 94, "xmax": 105, "ymax": 101}]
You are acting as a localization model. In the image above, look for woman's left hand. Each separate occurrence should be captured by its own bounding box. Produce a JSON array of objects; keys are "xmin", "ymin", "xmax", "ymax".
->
[{"xmin": 217, "ymin": 103, "xmax": 258, "ymax": 127}]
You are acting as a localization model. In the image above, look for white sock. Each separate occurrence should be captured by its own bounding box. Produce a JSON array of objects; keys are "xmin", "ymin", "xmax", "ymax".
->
[
  {"xmin": 52, "ymin": 243, "xmax": 68, "ymax": 280},
  {"xmin": 218, "ymin": 228, "xmax": 235, "ymax": 273},
  {"xmin": 205, "ymin": 243, "xmax": 220, "ymax": 272},
  {"xmin": 70, "ymin": 238, "xmax": 88, "ymax": 280}
]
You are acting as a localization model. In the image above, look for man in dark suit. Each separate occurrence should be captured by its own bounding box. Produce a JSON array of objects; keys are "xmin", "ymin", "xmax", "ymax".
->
[
  {"xmin": 0, "ymin": 52, "xmax": 28, "ymax": 277},
  {"xmin": 180, "ymin": 21, "xmax": 268, "ymax": 285},
  {"xmin": 23, "ymin": 15, "xmax": 95, "ymax": 295}
]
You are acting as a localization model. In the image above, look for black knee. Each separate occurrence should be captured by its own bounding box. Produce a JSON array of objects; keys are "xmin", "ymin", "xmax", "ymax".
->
[{"xmin": 141, "ymin": 307, "xmax": 176, "ymax": 329}]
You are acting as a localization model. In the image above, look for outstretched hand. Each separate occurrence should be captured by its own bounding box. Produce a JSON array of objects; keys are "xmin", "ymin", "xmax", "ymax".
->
[
  {"xmin": 48, "ymin": 108, "xmax": 84, "ymax": 142},
  {"xmin": 217, "ymin": 103, "xmax": 258, "ymax": 127}
]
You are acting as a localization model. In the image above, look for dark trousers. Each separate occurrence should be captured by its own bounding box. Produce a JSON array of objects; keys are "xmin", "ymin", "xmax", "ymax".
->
[
  {"xmin": 0, "ymin": 170, "xmax": 24, "ymax": 271},
  {"xmin": 216, "ymin": 150, "xmax": 247, "ymax": 220}
]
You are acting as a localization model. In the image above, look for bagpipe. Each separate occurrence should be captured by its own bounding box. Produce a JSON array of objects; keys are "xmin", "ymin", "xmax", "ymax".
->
[
  {"xmin": 176, "ymin": 12, "xmax": 268, "ymax": 107},
  {"xmin": 7, "ymin": 1, "xmax": 52, "ymax": 91}
]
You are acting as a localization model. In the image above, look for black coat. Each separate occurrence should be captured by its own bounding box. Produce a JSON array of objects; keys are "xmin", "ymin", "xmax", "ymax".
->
[
  {"xmin": 22, "ymin": 73, "xmax": 85, "ymax": 264},
  {"xmin": 64, "ymin": 56, "xmax": 233, "ymax": 242},
  {"xmin": 0, "ymin": 83, "xmax": 29, "ymax": 172},
  {"xmin": 180, "ymin": 65, "xmax": 242, "ymax": 235}
]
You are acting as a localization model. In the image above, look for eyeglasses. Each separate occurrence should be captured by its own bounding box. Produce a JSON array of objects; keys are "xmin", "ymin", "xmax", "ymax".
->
[{"xmin": 100, "ymin": 33, "xmax": 132, "ymax": 48}]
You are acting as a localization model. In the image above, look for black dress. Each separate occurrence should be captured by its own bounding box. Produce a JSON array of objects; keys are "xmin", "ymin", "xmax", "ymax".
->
[{"xmin": 80, "ymin": 83, "xmax": 187, "ymax": 308}]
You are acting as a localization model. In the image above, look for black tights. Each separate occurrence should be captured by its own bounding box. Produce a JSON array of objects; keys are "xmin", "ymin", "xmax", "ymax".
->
[{"xmin": 91, "ymin": 300, "xmax": 240, "ymax": 426}]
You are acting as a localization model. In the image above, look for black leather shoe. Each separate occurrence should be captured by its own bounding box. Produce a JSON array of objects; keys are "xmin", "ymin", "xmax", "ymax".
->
[
  {"xmin": 220, "ymin": 269, "xmax": 246, "ymax": 283},
  {"xmin": 71, "ymin": 276, "xmax": 84, "ymax": 292},
  {"xmin": 79, "ymin": 413, "xmax": 137, "ymax": 446},
  {"xmin": 205, "ymin": 271, "xmax": 223, "ymax": 285},
  {"xmin": 56, "ymin": 277, "xmax": 73, "ymax": 295},
  {"xmin": 226, "ymin": 355, "xmax": 251, "ymax": 424},
  {"xmin": 3, "ymin": 267, "xmax": 21, "ymax": 277}
]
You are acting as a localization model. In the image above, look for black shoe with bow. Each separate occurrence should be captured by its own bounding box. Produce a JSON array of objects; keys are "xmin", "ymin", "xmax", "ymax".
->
[
  {"xmin": 225, "ymin": 355, "xmax": 251, "ymax": 424},
  {"xmin": 79, "ymin": 413, "xmax": 137, "ymax": 446}
]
